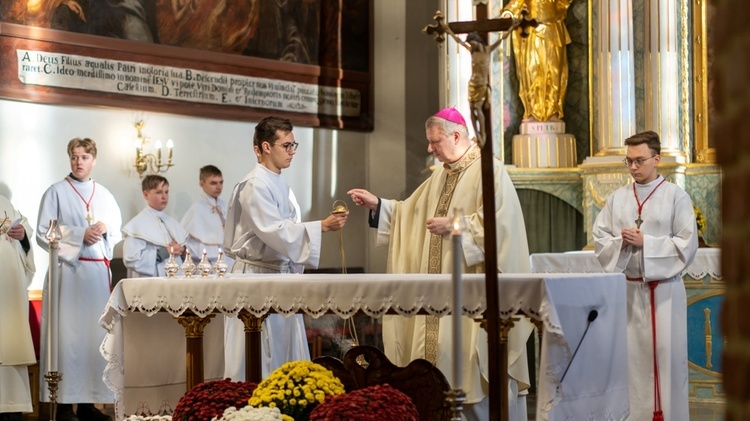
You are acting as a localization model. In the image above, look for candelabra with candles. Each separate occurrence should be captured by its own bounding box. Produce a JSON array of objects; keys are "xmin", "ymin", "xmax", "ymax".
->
[
  {"xmin": 44, "ymin": 219, "xmax": 63, "ymax": 421},
  {"xmin": 133, "ymin": 120, "xmax": 174, "ymax": 178},
  {"xmin": 446, "ymin": 208, "xmax": 466, "ymax": 420}
]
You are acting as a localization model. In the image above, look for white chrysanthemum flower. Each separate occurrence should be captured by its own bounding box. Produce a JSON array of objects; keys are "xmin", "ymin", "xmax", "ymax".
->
[{"xmin": 213, "ymin": 405, "xmax": 286, "ymax": 421}]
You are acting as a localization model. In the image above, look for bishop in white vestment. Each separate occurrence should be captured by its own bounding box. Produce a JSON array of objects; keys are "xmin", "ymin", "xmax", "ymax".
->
[
  {"xmin": 0, "ymin": 195, "xmax": 35, "ymax": 417},
  {"xmin": 349, "ymin": 108, "xmax": 533, "ymax": 421},
  {"xmin": 593, "ymin": 131, "xmax": 697, "ymax": 421}
]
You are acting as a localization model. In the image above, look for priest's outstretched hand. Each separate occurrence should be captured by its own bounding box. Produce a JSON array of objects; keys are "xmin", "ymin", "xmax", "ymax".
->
[{"xmin": 347, "ymin": 188, "xmax": 378, "ymax": 210}]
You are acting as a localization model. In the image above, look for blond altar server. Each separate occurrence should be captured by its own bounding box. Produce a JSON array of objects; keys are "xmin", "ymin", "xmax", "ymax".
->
[
  {"xmin": 123, "ymin": 175, "xmax": 188, "ymax": 278},
  {"xmin": 0, "ymin": 195, "xmax": 35, "ymax": 420},
  {"xmin": 348, "ymin": 107, "xmax": 534, "ymax": 421},
  {"xmin": 223, "ymin": 116, "xmax": 348, "ymax": 379},
  {"xmin": 37, "ymin": 138, "xmax": 121, "ymax": 421},
  {"xmin": 593, "ymin": 131, "xmax": 697, "ymax": 421},
  {"xmin": 181, "ymin": 165, "xmax": 233, "ymax": 267}
]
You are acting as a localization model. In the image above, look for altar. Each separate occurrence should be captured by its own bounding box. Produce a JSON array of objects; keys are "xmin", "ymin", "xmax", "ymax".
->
[{"xmin": 100, "ymin": 272, "xmax": 629, "ymax": 420}]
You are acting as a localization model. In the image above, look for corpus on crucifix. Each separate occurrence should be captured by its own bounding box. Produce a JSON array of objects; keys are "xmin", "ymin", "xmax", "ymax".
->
[{"xmin": 424, "ymin": 7, "xmax": 536, "ymax": 421}]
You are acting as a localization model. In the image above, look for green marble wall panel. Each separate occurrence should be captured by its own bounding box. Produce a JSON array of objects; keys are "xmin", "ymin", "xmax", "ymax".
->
[
  {"xmin": 685, "ymin": 165, "xmax": 722, "ymax": 246},
  {"xmin": 563, "ymin": 0, "xmax": 590, "ymax": 163},
  {"xmin": 508, "ymin": 168, "xmax": 583, "ymax": 213}
]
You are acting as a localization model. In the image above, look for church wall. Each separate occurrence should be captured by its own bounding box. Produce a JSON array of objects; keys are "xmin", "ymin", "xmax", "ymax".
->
[
  {"xmin": 0, "ymin": 0, "xmax": 441, "ymax": 285},
  {"xmin": 0, "ymin": 99, "xmax": 370, "ymax": 288}
]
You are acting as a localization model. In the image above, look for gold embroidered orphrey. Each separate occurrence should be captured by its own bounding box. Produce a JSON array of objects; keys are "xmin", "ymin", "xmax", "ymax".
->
[{"xmin": 424, "ymin": 145, "xmax": 481, "ymax": 364}]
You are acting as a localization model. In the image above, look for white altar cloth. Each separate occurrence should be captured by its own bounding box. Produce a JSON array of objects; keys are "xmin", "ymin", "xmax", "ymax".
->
[
  {"xmin": 100, "ymin": 272, "xmax": 629, "ymax": 421},
  {"xmin": 530, "ymin": 248, "xmax": 721, "ymax": 279}
]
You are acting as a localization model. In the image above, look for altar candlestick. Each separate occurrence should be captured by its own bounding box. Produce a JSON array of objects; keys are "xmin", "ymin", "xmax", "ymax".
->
[
  {"xmin": 45, "ymin": 219, "xmax": 62, "ymax": 372},
  {"xmin": 451, "ymin": 214, "xmax": 463, "ymax": 389}
]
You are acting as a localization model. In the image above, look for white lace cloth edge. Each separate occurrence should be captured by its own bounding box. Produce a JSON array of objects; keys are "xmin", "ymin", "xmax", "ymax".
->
[{"xmin": 530, "ymin": 248, "xmax": 721, "ymax": 280}]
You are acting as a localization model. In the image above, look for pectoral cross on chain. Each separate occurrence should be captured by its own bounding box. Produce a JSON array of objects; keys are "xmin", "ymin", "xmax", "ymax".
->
[
  {"xmin": 423, "ymin": 7, "xmax": 535, "ymax": 421},
  {"xmin": 635, "ymin": 215, "xmax": 643, "ymax": 229}
]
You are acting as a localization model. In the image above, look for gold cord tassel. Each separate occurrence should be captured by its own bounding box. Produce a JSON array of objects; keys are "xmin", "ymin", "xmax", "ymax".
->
[{"xmin": 331, "ymin": 200, "xmax": 361, "ymax": 353}]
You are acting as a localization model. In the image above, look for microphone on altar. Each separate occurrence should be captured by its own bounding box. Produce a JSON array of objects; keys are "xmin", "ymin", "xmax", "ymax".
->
[{"xmin": 559, "ymin": 309, "xmax": 599, "ymax": 383}]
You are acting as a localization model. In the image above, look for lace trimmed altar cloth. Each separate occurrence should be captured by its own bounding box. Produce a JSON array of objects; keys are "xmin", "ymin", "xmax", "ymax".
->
[
  {"xmin": 530, "ymin": 248, "xmax": 721, "ymax": 280},
  {"xmin": 99, "ymin": 272, "xmax": 629, "ymax": 421}
]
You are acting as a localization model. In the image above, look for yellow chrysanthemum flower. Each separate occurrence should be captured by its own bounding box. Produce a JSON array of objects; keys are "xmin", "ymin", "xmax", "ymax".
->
[{"xmin": 248, "ymin": 360, "xmax": 345, "ymax": 420}]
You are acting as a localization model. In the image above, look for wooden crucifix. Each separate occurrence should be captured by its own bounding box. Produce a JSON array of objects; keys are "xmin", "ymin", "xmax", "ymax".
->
[{"xmin": 424, "ymin": 7, "xmax": 534, "ymax": 421}]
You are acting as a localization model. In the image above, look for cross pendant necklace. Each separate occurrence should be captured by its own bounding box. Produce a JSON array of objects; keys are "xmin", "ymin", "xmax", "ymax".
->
[
  {"xmin": 633, "ymin": 178, "xmax": 667, "ymax": 230},
  {"xmin": 66, "ymin": 178, "xmax": 96, "ymax": 226}
]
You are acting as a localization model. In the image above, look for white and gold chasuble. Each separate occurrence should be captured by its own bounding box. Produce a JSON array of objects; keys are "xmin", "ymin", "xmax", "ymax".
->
[{"xmin": 377, "ymin": 144, "xmax": 534, "ymax": 406}]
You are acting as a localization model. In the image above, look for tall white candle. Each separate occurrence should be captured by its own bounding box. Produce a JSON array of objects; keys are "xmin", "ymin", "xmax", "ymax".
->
[
  {"xmin": 45, "ymin": 220, "xmax": 61, "ymax": 373},
  {"xmin": 451, "ymin": 215, "xmax": 463, "ymax": 389}
]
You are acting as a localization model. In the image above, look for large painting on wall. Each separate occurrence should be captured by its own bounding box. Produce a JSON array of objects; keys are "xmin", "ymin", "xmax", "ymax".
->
[{"xmin": 0, "ymin": 0, "xmax": 372, "ymax": 130}]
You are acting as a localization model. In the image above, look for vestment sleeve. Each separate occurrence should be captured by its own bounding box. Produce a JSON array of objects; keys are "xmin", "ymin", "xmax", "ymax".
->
[
  {"xmin": 243, "ymin": 179, "xmax": 321, "ymax": 266},
  {"xmin": 593, "ymin": 193, "xmax": 631, "ymax": 273},
  {"xmin": 375, "ymin": 199, "xmax": 393, "ymax": 247},
  {"xmin": 37, "ymin": 187, "xmax": 85, "ymax": 265},
  {"xmin": 642, "ymin": 190, "xmax": 698, "ymax": 280},
  {"xmin": 123, "ymin": 235, "xmax": 157, "ymax": 277}
]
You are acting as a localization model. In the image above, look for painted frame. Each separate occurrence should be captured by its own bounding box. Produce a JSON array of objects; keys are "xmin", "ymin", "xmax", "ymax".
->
[
  {"xmin": 693, "ymin": 0, "xmax": 715, "ymax": 163},
  {"xmin": 0, "ymin": 1, "xmax": 373, "ymax": 131}
]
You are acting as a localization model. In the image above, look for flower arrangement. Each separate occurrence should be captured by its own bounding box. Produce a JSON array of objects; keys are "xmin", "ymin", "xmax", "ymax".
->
[
  {"xmin": 693, "ymin": 204, "xmax": 706, "ymax": 235},
  {"xmin": 309, "ymin": 384, "xmax": 419, "ymax": 421},
  {"xmin": 248, "ymin": 361, "xmax": 345, "ymax": 421},
  {"xmin": 172, "ymin": 378, "xmax": 257, "ymax": 421},
  {"xmin": 212, "ymin": 406, "xmax": 293, "ymax": 421}
]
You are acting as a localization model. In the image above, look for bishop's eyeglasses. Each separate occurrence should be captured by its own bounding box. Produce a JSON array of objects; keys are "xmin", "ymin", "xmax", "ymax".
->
[
  {"xmin": 622, "ymin": 156, "xmax": 656, "ymax": 168},
  {"xmin": 276, "ymin": 142, "xmax": 299, "ymax": 153}
]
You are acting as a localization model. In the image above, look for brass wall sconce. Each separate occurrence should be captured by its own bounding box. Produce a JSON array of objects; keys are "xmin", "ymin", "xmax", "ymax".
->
[{"xmin": 134, "ymin": 120, "xmax": 174, "ymax": 178}]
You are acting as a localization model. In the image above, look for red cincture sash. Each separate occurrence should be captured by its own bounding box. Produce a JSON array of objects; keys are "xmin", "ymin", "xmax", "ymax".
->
[{"xmin": 79, "ymin": 256, "xmax": 112, "ymax": 291}]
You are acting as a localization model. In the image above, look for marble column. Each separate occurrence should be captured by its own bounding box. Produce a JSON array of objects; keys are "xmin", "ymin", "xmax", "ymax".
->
[{"xmin": 592, "ymin": 0, "xmax": 636, "ymax": 156}]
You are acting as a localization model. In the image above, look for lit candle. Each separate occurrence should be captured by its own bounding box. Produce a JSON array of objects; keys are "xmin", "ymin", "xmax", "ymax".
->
[
  {"xmin": 451, "ymin": 212, "xmax": 463, "ymax": 389},
  {"xmin": 155, "ymin": 139, "xmax": 162, "ymax": 163},
  {"xmin": 166, "ymin": 139, "xmax": 174, "ymax": 164}
]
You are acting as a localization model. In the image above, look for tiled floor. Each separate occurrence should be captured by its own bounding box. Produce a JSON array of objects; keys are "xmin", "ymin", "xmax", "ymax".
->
[{"xmin": 525, "ymin": 396, "xmax": 725, "ymax": 421}]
